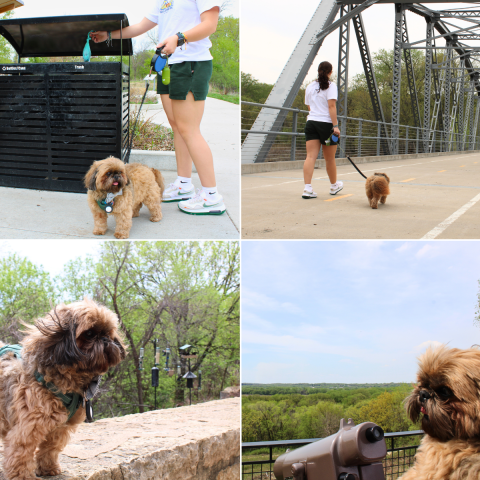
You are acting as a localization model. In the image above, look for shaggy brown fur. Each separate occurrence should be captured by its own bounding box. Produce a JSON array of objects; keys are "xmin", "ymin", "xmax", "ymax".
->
[
  {"xmin": 0, "ymin": 299, "xmax": 126, "ymax": 480},
  {"xmin": 84, "ymin": 157, "xmax": 165, "ymax": 239},
  {"xmin": 365, "ymin": 172, "xmax": 390, "ymax": 209},
  {"xmin": 400, "ymin": 346, "xmax": 480, "ymax": 480}
]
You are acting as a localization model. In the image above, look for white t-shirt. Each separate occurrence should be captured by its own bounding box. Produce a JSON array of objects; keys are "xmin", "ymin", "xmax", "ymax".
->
[
  {"xmin": 305, "ymin": 81, "xmax": 338, "ymax": 122},
  {"xmin": 146, "ymin": 0, "xmax": 221, "ymax": 64}
]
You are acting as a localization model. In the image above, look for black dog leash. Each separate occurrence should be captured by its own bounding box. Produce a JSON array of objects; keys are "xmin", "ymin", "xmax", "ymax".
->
[
  {"xmin": 336, "ymin": 142, "xmax": 368, "ymax": 179},
  {"xmin": 125, "ymin": 83, "xmax": 150, "ymax": 164}
]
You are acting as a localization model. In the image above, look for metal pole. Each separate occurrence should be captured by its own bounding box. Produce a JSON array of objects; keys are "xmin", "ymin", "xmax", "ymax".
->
[
  {"xmin": 405, "ymin": 126, "xmax": 409, "ymax": 154},
  {"xmin": 358, "ymin": 119, "xmax": 363, "ymax": 156},
  {"xmin": 337, "ymin": 4, "xmax": 350, "ymax": 159},
  {"xmin": 424, "ymin": 18, "xmax": 434, "ymax": 153},
  {"xmin": 377, "ymin": 122, "xmax": 381, "ymax": 156},
  {"xmin": 391, "ymin": 4, "xmax": 403, "ymax": 155},
  {"xmin": 290, "ymin": 111, "xmax": 298, "ymax": 161}
]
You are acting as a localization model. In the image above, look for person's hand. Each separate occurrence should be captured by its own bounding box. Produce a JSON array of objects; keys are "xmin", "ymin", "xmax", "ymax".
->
[
  {"xmin": 90, "ymin": 31, "xmax": 107, "ymax": 43},
  {"xmin": 333, "ymin": 127, "xmax": 340, "ymax": 136},
  {"xmin": 157, "ymin": 35, "xmax": 178, "ymax": 55}
]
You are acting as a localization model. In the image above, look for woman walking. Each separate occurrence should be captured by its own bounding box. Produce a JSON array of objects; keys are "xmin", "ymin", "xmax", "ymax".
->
[
  {"xmin": 91, "ymin": 0, "xmax": 226, "ymax": 216},
  {"xmin": 302, "ymin": 61, "xmax": 342, "ymax": 199}
]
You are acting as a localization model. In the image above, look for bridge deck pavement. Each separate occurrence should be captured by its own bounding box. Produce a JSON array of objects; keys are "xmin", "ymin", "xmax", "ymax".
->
[{"xmin": 241, "ymin": 152, "xmax": 480, "ymax": 239}]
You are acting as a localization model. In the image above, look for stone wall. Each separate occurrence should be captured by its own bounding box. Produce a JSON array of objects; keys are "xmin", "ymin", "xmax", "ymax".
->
[{"xmin": 0, "ymin": 398, "xmax": 240, "ymax": 480}]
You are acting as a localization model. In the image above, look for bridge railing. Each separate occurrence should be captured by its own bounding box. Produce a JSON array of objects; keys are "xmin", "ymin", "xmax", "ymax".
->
[
  {"xmin": 241, "ymin": 101, "xmax": 480, "ymax": 163},
  {"xmin": 242, "ymin": 430, "xmax": 424, "ymax": 480}
]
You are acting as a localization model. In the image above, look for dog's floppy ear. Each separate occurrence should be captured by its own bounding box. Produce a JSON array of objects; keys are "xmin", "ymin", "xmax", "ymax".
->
[
  {"xmin": 34, "ymin": 307, "xmax": 85, "ymax": 367},
  {"xmin": 84, "ymin": 165, "xmax": 98, "ymax": 191}
]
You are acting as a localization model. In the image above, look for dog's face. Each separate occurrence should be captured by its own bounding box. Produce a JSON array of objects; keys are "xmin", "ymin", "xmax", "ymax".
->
[
  {"xmin": 405, "ymin": 345, "xmax": 480, "ymax": 441},
  {"xmin": 84, "ymin": 157, "xmax": 129, "ymax": 193},
  {"xmin": 23, "ymin": 299, "xmax": 127, "ymax": 376}
]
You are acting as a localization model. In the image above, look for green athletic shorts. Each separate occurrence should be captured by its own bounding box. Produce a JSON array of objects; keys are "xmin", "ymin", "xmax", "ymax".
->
[{"xmin": 156, "ymin": 60, "xmax": 213, "ymax": 101}]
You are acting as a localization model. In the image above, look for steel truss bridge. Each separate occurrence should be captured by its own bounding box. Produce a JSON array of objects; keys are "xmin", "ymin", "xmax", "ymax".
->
[{"xmin": 242, "ymin": 0, "xmax": 480, "ymax": 163}]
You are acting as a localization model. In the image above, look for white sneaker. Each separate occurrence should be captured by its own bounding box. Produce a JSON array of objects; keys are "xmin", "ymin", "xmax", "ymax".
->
[
  {"xmin": 178, "ymin": 189, "xmax": 226, "ymax": 215},
  {"xmin": 162, "ymin": 182, "xmax": 195, "ymax": 202},
  {"xmin": 302, "ymin": 187, "xmax": 317, "ymax": 199},
  {"xmin": 330, "ymin": 181, "xmax": 344, "ymax": 195}
]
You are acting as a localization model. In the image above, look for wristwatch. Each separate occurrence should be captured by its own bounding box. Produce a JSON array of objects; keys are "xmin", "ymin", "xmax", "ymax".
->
[{"xmin": 176, "ymin": 32, "xmax": 186, "ymax": 47}]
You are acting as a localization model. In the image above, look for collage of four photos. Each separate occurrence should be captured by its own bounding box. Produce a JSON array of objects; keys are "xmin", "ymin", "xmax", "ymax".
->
[{"xmin": 1, "ymin": 0, "xmax": 480, "ymax": 479}]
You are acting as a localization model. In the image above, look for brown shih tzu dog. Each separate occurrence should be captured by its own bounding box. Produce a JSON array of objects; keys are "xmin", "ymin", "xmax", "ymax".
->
[
  {"xmin": 84, "ymin": 156, "xmax": 165, "ymax": 239},
  {"xmin": 400, "ymin": 345, "xmax": 480, "ymax": 480},
  {"xmin": 0, "ymin": 299, "xmax": 126, "ymax": 480},
  {"xmin": 365, "ymin": 172, "xmax": 390, "ymax": 209}
]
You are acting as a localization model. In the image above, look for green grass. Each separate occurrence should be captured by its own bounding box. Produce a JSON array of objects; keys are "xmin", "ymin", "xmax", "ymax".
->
[{"xmin": 207, "ymin": 92, "xmax": 239, "ymax": 104}]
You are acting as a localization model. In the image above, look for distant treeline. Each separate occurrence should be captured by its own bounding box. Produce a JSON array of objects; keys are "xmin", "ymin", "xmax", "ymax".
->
[
  {"xmin": 242, "ymin": 385, "xmax": 419, "ymax": 443},
  {"xmin": 242, "ymin": 383, "xmax": 407, "ymax": 396}
]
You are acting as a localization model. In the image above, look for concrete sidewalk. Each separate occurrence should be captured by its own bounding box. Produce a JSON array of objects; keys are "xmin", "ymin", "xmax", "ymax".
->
[
  {"xmin": 0, "ymin": 98, "xmax": 239, "ymax": 240},
  {"xmin": 242, "ymin": 152, "xmax": 480, "ymax": 239}
]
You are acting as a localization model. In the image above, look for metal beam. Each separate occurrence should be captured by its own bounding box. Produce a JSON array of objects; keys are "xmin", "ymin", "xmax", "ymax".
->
[
  {"xmin": 424, "ymin": 18, "xmax": 434, "ymax": 152},
  {"xmin": 337, "ymin": 4, "xmax": 350, "ymax": 156},
  {"xmin": 392, "ymin": 4, "xmax": 403, "ymax": 154},
  {"xmin": 242, "ymin": 0, "xmax": 339, "ymax": 163},
  {"xmin": 402, "ymin": 11, "xmax": 421, "ymax": 129},
  {"xmin": 351, "ymin": 10, "xmax": 390, "ymax": 154}
]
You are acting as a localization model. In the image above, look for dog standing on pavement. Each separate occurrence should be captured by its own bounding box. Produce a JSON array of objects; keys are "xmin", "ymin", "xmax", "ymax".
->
[{"xmin": 365, "ymin": 172, "xmax": 390, "ymax": 209}]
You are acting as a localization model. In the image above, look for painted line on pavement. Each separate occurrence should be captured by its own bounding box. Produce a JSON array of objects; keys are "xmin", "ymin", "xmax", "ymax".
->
[
  {"xmin": 421, "ymin": 192, "xmax": 480, "ymax": 239},
  {"xmin": 324, "ymin": 194, "xmax": 353, "ymax": 202},
  {"xmin": 438, "ymin": 170, "xmax": 446, "ymax": 172},
  {"xmin": 243, "ymin": 155, "xmax": 477, "ymax": 190},
  {"xmin": 400, "ymin": 178, "xmax": 415, "ymax": 182}
]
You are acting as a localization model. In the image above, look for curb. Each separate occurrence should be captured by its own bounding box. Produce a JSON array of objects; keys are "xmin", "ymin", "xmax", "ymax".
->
[
  {"xmin": 129, "ymin": 150, "xmax": 188, "ymax": 172},
  {"xmin": 241, "ymin": 149, "xmax": 480, "ymax": 174}
]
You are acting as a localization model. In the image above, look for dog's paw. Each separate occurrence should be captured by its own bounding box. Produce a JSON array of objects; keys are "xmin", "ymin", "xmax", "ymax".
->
[
  {"xmin": 149, "ymin": 214, "xmax": 162, "ymax": 222},
  {"xmin": 36, "ymin": 465, "xmax": 62, "ymax": 476},
  {"xmin": 93, "ymin": 229, "xmax": 107, "ymax": 235},
  {"xmin": 114, "ymin": 232, "xmax": 130, "ymax": 239}
]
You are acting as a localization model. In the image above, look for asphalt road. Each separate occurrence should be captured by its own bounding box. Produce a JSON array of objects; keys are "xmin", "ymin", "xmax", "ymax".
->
[{"xmin": 241, "ymin": 152, "xmax": 480, "ymax": 239}]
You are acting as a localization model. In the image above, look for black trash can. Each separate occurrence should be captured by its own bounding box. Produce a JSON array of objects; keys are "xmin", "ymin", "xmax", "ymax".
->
[{"xmin": 0, "ymin": 14, "xmax": 133, "ymax": 193}]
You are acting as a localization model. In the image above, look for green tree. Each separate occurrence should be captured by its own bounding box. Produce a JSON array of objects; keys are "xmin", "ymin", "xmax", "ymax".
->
[
  {"xmin": 60, "ymin": 241, "xmax": 240, "ymax": 417},
  {"xmin": 0, "ymin": 254, "xmax": 57, "ymax": 343},
  {"xmin": 0, "ymin": 10, "xmax": 14, "ymax": 63},
  {"xmin": 210, "ymin": 16, "xmax": 239, "ymax": 93}
]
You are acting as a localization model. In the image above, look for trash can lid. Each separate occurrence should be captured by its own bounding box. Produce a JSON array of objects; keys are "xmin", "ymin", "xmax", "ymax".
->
[{"xmin": 0, "ymin": 13, "xmax": 133, "ymax": 58}]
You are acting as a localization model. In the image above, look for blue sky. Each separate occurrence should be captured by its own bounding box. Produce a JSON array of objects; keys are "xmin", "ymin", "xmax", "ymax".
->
[{"xmin": 242, "ymin": 241, "xmax": 480, "ymax": 384}]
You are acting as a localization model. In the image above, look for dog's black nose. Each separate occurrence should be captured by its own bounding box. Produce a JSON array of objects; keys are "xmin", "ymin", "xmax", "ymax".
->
[{"xmin": 419, "ymin": 390, "xmax": 431, "ymax": 402}]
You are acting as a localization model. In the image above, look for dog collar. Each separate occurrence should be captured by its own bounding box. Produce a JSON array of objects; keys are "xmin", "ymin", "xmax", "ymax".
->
[
  {"xmin": 97, "ymin": 189, "xmax": 123, "ymax": 214},
  {"xmin": 0, "ymin": 345, "xmax": 99, "ymax": 423}
]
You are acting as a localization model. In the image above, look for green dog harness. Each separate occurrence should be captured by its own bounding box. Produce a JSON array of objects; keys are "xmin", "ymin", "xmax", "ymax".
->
[{"xmin": 0, "ymin": 345, "xmax": 81, "ymax": 421}]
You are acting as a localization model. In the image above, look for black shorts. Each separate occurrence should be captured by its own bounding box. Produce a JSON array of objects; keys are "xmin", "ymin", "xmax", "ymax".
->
[
  {"xmin": 156, "ymin": 60, "xmax": 213, "ymax": 101},
  {"xmin": 304, "ymin": 120, "xmax": 337, "ymax": 145}
]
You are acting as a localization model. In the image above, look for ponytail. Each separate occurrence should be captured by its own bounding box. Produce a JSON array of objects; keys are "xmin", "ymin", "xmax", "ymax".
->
[{"xmin": 317, "ymin": 61, "xmax": 333, "ymax": 91}]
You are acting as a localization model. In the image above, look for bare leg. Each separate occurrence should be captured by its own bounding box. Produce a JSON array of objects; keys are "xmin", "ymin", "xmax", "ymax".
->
[
  {"xmin": 160, "ymin": 94, "xmax": 194, "ymax": 178},
  {"xmin": 322, "ymin": 145, "xmax": 338, "ymax": 184},
  {"xmin": 171, "ymin": 93, "xmax": 216, "ymax": 187},
  {"xmin": 303, "ymin": 140, "xmax": 321, "ymax": 184},
  {"xmin": 36, "ymin": 425, "xmax": 73, "ymax": 476}
]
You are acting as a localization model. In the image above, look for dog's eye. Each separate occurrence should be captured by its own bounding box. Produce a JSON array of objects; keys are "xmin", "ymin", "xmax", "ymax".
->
[
  {"xmin": 106, "ymin": 172, "xmax": 111, "ymax": 176},
  {"xmin": 84, "ymin": 330, "xmax": 95, "ymax": 339},
  {"xmin": 437, "ymin": 386, "xmax": 453, "ymax": 398}
]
